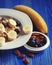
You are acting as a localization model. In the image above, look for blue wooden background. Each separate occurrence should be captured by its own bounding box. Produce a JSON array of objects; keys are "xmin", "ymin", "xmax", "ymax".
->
[{"xmin": 0, "ymin": 0, "xmax": 52, "ymax": 65}]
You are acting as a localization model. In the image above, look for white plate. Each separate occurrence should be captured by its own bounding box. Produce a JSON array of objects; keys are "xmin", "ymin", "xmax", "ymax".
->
[{"xmin": 0, "ymin": 9, "xmax": 33, "ymax": 50}]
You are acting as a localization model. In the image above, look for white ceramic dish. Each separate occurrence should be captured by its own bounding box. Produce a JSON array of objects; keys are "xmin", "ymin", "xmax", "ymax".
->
[
  {"xmin": 0, "ymin": 9, "xmax": 33, "ymax": 50},
  {"xmin": 24, "ymin": 32, "xmax": 50, "ymax": 52}
]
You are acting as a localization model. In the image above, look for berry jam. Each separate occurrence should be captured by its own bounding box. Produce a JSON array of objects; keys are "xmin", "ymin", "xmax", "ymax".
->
[{"xmin": 27, "ymin": 33, "xmax": 47, "ymax": 47}]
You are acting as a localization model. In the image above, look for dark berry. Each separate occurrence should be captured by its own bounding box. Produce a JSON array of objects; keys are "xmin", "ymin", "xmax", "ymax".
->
[
  {"xmin": 16, "ymin": 21, "xmax": 22, "ymax": 26},
  {"xmin": 15, "ymin": 29, "xmax": 20, "ymax": 34},
  {"xmin": 32, "ymin": 37, "xmax": 36, "ymax": 41},
  {"xmin": 43, "ymin": 38, "xmax": 46, "ymax": 43},
  {"xmin": 35, "ymin": 39, "xmax": 40, "ymax": 44},
  {"xmin": 2, "ymin": 17, "xmax": 6, "ymax": 20},
  {"xmin": 34, "ymin": 44, "xmax": 38, "ymax": 47},
  {"xmin": 2, "ymin": 22, "xmax": 7, "ymax": 27},
  {"xmin": 14, "ymin": 50, "xmax": 20, "ymax": 55},
  {"xmin": 27, "ymin": 42, "xmax": 32, "ymax": 46},
  {"xmin": 42, "ymin": 43, "xmax": 46, "ymax": 46},
  {"xmin": 31, "ymin": 38, "xmax": 35, "ymax": 43},
  {"xmin": 38, "ymin": 43, "xmax": 43, "ymax": 47},
  {"xmin": 27, "ymin": 38, "xmax": 36, "ymax": 47},
  {"xmin": 24, "ymin": 58, "xmax": 29, "ymax": 64},
  {"xmin": 18, "ymin": 54, "xmax": 25, "ymax": 59}
]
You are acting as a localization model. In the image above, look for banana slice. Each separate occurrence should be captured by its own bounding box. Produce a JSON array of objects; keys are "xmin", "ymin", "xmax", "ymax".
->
[
  {"xmin": 0, "ymin": 37, "xmax": 5, "ymax": 47},
  {"xmin": 0, "ymin": 17, "xmax": 2, "ymax": 20},
  {"xmin": 0, "ymin": 24, "xmax": 5, "ymax": 33},
  {"xmin": 7, "ymin": 30, "xmax": 17, "ymax": 40},
  {"xmin": 23, "ymin": 25, "xmax": 31, "ymax": 34},
  {"xmin": 8, "ymin": 19, "xmax": 16, "ymax": 27}
]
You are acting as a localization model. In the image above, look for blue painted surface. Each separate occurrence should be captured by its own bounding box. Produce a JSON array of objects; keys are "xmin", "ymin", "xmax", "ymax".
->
[{"xmin": 0, "ymin": 0, "xmax": 52, "ymax": 65}]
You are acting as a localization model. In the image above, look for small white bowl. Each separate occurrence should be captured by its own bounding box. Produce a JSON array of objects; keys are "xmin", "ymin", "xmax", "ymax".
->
[{"xmin": 24, "ymin": 31, "xmax": 50, "ymax": 52}]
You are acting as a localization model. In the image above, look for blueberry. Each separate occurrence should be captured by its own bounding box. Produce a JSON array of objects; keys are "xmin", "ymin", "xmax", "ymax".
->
[
  {"xmin": 29, "ymin": 38, "xmax": 35, "ymax": 45},
  {"xmin": 27, "ymin": 38, "xmax": 36, "ymax": 47},
  {"xmin": 31, "ymin": 37, "xmax": 35, "ymax": 41},
  {"xmin": 38, "ymin": 43, "xmax": 43, "ymax": 47},
  {"xmin": 16, "ymin": 21, "xmax": 22, "ymax": 26},
  {"xmin": 34, "ymin": 44, "xmax": 38, "ymax": 47},
  {"xmin": 15, "ymin": 29, "xmax": 20, "ymax": 34},
  {"xmin": 35, "ymin": 39, "xmax": 40, "ymax": 44},
  {"xmin": 32, "ymin": 40, "xmax": 35, "ymax": 43},
  {"xmin": 42, "ymin": 43, "xmax": 45, "ymax": 46},
  {"xmin": 2, "ymin": 17, "xmax": 6, "ymax": 20},
  {"xmin": 28, "ymin": 42, "xmax": 33, "ymax": 46},
  {"xmin": 31, "ymin": 38, "xmax": 35, "ymax": 43},
  {"xmin": 43, "ymin": 38, "xmax": 46, "ymax": 43},
  {"xmin": 2, "ymin": 22, "xmax": 7, "ymax": 27}
]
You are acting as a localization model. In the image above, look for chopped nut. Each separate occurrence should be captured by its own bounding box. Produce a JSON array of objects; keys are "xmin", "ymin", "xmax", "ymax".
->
[
  {"xmin": 14, "ymin": 50, "xmax": 20, "ymax": 55},
  {"xmin": 27, "ymin": 53, "xmax": 34, "ymax": 57},
  {"xmin": 18, "ymin": 54, "xmax": 25, "ymax": 59},
  {"xmin": 24, "ymin": 58, "xmax": 29, "ymax": 64}
]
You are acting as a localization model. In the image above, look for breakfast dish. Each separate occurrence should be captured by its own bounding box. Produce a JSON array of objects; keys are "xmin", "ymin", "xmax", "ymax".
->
[
  {"xmin": 27, "ymin": 33, "xmax": 47, "ymax": 47},
  {"xmin": 0, "ymin": 16, "xmax": 30, "ymax": 46},
  {"xmin": 24, "ymin": 32, "xmax": 50, "ymax": 52},
  {"xmin": 0, "ymin": 9, "xmax": 33, "ymax": 49}
]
